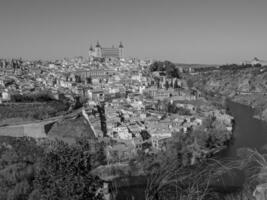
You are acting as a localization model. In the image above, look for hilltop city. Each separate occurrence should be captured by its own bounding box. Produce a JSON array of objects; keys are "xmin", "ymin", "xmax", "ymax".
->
[{"xmin": 1, "ymin": 42, "xmax": 267, "ymax": 200}]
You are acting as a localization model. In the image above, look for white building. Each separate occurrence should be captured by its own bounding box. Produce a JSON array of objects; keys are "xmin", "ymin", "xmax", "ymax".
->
[{"xmin": 2, "ymin": 89, "xmax": 10, "ymax": 102}]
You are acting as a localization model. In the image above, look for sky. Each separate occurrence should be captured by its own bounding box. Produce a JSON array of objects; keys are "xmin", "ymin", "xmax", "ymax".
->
[{"xmin": 0, "ymin": 0, "xmax": 267, "ymax": 64}]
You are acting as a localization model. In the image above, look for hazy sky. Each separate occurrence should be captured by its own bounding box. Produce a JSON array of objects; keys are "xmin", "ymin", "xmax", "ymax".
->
[{"xmin": 0, "ymin": 0, "xmax": 266, "ymax": 64}]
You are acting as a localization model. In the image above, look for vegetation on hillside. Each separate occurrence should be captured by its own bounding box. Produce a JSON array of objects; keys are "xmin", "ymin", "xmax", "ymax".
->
[
  {"xmin": 219, "ymin": 63, "xmax": 263, "ymax": 71},
  {"xmin": 0, "ymin": 137, "xmax": 105, "ymax": 200},
  {"xmin": 185, "ymin": 66, "xmax": 267, "ymax": 120},
  {"xmin": 0, "ymin": 137, "xmax": 44, "ymax": 200},
  {"xmin": 142, "ymin": 144, "xmax": 267, "ymax": 200},
  {"xmin": 11, "ymin": 91, "xmax": 55, "ymax": 103},
  {"xmin": 126, "ymin": 116, "xmax": 244, "ymax": 200},
  {"xmin": 0, "ymin": 102, "xmax": 69, "ymax": 121},
  {"xmin": 1, "ymin": 134, "xmax": 266, "ymax": 199},
  {"xmin": 149, "ymin": 61, "xmax": 181, "ymax": 78},
  {"xmin": 34, "ymin": 140, "xmax": 104, "ymax": 200}
]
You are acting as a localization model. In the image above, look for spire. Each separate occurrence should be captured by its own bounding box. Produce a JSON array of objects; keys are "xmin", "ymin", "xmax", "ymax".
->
[
  {"xmin": 96, "ymin": 41, "xmax": 101, "ymax": 48},
  {"xmin": 89, "ymin": 44, "xmax": 93, "ymax": 51},
  {"xmin": 119, "ymin": 41, "xmax": 124, "ymax": 48}
]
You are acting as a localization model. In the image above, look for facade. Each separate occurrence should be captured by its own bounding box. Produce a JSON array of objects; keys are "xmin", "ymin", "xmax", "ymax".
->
[
  {"xmin": 89, "ymin": 41, "xmax": 124, "ymax": 60},
  {"xmin": 87, "ymin": 89, "xmax": 105, "ymax": 102},
  {"xmin": 68, "ymin": 69, "xmax": 116, "ymax": 84},
  {"xmin": 1, "ymin": 89, "xmax": 11, "ymax": 102},
  {"xmin": 74, "ymin": 69, "xmax": 115, "ymax": 80}
]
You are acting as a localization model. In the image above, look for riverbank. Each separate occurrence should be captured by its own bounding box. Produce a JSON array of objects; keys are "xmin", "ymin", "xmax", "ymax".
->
[
  {"xmin": 143, "ymin": 99, "xmax": 267, "ymax": 200},
  {"xmin": 185, "ymin": 67, "xmax": 267, "ymax": 122}
]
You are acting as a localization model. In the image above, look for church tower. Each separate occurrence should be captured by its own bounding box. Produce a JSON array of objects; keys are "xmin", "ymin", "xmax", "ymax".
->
[
  {"xmin": 119, "ymin": 41, "xmax": 124, "ymax": 58},
  {"xmin": 89, "ymin": 44, "xmax": 94, "ymax": 57},
  {"xmin": 95, "ymin": 41, "xmax": 102, "ymax": 57}
]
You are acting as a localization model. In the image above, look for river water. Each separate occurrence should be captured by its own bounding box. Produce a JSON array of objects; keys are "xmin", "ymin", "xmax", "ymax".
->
[{"xmin": 222, "ymin": 100, "xmax": 267, "ymax": 157}]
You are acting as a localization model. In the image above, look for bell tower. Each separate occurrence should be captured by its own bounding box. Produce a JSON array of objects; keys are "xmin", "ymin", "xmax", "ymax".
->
[
  {"xmin": 89, "ymin": 44, "xmax": 94, "ymax": 57},
  {"xmin": 95, "ymin": 41, "xmax": 102, "ymax": 57},
  {"xmin": 119, "ymin": 41, "xmax": 124, "ymax": 58}
]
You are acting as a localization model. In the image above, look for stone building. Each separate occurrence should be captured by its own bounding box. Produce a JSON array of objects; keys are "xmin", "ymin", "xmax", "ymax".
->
[{"xmin": 89, "ymin": 41, "xmax": 124, "ymax": 61}]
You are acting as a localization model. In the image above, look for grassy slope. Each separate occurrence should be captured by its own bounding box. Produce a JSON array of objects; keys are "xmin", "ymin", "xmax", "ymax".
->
[{"xmin": 0, "ymin": 101, "xmax": 69, "ymax": 123}]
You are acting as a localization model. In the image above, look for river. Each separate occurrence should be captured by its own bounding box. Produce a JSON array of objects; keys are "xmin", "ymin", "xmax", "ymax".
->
[{"xmin": 222, "ymin": 100, "xmax": 267, "ymax": 157}]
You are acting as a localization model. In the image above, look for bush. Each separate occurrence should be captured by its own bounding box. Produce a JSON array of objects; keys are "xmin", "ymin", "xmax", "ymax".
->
[
  {"xmin": 11, "ymin": 92, "xmax": 55, "ymax": 103},
  {"xmin": 0, "ymin": 137, "xmax": 106, "ymax": 200},
  {"xmin": 0, "ymin": 101, "xmax": 69, "ymax": 120},
  {"xmin": 0, "ymin": 137, "xmax": 44, "ymax": 200},
  {"xmin": 7, "ymin": 180, "xmax": 31, "ymax": 200},
  {"xmin": 34, "ymin": 140, "xmax": 104, "ymax": 200}
]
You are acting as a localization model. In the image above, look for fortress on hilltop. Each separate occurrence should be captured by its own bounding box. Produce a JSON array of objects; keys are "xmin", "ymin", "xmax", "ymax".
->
[{"xmin": 89, "ymin": 41, "xmax": 124, "ymax": 61}]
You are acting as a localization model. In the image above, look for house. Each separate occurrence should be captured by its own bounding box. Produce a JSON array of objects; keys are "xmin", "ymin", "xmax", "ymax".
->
[
  {"xmin": 0, "ymin": 79, "xmax": 4, "ymax": 86},
  {"xmin": 130, "ymin": 100, "xmax": 144, "ymax": 111},
  {"xmin": 88, "ymin": 89, "xmax": 105, "ymax": 102},
  {"xmin": 113, "ymin": 126, "xmax": 132, "ymax": 140},
  {"xmin": 151, "ymin": 134, "xmax": 172, "ymax": 150},
  {"xmin": 1, "ymin": 89, "xmax": 11, "ymax": 102},
  {"xmin": 176, "ymin": 103, "xmax": 197, "ymax": 113}
]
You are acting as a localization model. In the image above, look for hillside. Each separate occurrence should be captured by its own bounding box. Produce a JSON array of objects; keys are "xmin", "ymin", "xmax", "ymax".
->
[
  {"xmin": 186, "ymin": 67, "xmax": 267, "ymax": 120},
  {"xmin": 47, "ymin": 114, "xmax": 97, "ymax": 143},
  {"xmin": 0, "ymin": 102, "xmax": 69, "ymax": 124}
]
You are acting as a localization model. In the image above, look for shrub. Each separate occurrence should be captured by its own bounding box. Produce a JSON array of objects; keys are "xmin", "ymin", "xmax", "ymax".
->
[{"xmin": 34, "ymin": 140, "xmax": 104, "ymax": 200}]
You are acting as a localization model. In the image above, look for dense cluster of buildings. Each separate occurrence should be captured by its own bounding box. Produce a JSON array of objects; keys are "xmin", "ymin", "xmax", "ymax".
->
[
  {"xmin": 0, "ymin": 44, "xmax": 233, "ymax": 165},
  {"xmin": 0, "ymin": 45, "xmax": 237, "ymax": 200}
]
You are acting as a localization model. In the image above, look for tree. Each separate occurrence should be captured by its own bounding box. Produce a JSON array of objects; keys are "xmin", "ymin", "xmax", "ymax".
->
[
  {"xmin": 73, "ymin": 96, "xmax": 83, "ymax": 109},
  {"xmin": 164, "ymin": 61, "xmax": 181, "ymax": 78},
  {"xmin": 149, "ymin": 61, "xmax": 164, "ymax": 72},
  {"xmin": 7, "ymin": 181, "xmax": 31, "ymax": 200},
  {"xmin": 0, "ymin": 137, "xmax": 44, "ymax": 200},
  {"xmin": 154, "ymin": 77, "xmax": 160, "ymax": 88},
  {"xmin": 167, "ymin": 102, "xmax": 177, "ymax": 113},
  {"xmin": 97, "ymin": 103, "xmax": 107, "ymax": 136},
  {"xmin": 165, "ymin": 81, "xmax": 169, "ymax": 90},
  {"xmin": 75, "ymin": 75, "xmax": 82, "ymax": 83},
  {"xmin": 140, "ymin": 130, "xmax": 152, "ymax": 150},
  {"xmin": 150, "ymin": 61, "xmax": 181, "ymax": 78},
  {"xmin": 34, "ymin": 141, "xmax": 104, "ymax": 200},
  {"xmin": 174, "ymin": 79, "xmax": 179, "ymax": 89},
  {"xmin": 86, "ymin": 77, "xmax": 92, "ymax": 84},
  {"xmin": 170, "ymin": 80, "xmax": 173, "ymax": 88}
]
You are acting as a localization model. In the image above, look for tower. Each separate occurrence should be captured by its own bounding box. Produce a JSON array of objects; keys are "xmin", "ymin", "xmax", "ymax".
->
[
  {"xmin": 119, "ymin": 41, "xmax": 124, "ymax": 58},
  {"xmin": 89, "ymin": 44, "xmax": 94, "ymax": 57},
  {"xmin": 95, "ymin": 41, "xmax": 102, "ymax": 57}
]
